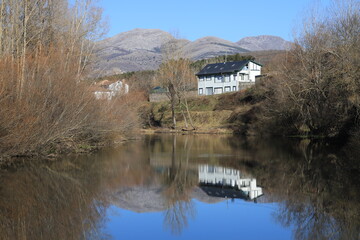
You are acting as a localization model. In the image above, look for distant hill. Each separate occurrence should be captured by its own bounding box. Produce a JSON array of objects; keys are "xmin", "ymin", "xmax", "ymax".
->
[
  {"xmin": 236, "ymin": 35, "xmax": 292, "ymax": 51},
  {"xmin": 182, "ymin": 36, "xmax": 249, "ymax": 60},
  {"xmin": 93, "ymin": 29, "xmax": 291, "ymax": 77},
  {"xmin": 94, "ymin": 28, "xmax": 173, "ymax": 76}
]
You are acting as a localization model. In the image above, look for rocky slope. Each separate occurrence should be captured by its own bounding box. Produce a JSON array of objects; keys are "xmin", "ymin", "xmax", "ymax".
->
[
  {"xmin": 236, "ymin": 35, "xmax": 292, "ymax": 51},
  {"xmin": 94, "ymin": 28, "xmax": 173, "ymax": 76},
  {"xmin": 182, "ymin": 36, "xmax": 249, "ymax": 60}
]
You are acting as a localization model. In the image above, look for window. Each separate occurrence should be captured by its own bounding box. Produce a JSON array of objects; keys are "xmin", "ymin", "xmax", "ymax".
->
[
  {"xmin": 206, "ymin": 87, "xmax": 213, "ymax": 95},
  {"xmin": 215, "ymin": 76, "xmax": 223, "ymax": 83},
  {"xmin": 206, "ymin": 76, "xmax": 211, "ymax": 81},
  {"xmin": 224, "ymin": 86, "xmax": 231, "ymax": 92},
  {"xmin": 244, "ymin": 74, "xmax": 249, "ymax": 81},
  {"xmin": 233, "ymin": 86, "xmax": 236, "ymax": 91},
  {"xmin": 199, "ymin": 76, "xmax": 204, "ymax": 81},
  {"xmin": 199, "ymin": 88, "xmax": 203, "ymax": 95},
  {"xmin": 252, "ymin": 64, "xmax": 260, "ymax": 71},
  {"xmin": 214, "ymin": 87, "xmax": 223, "ymax": 94},
  {"xmin": 224, "ymin": 75, "xmax": 230, "ymax": 82},
  {"xmin": 233, "ymin": 74, "xmax": 237, "ymax": 81}
]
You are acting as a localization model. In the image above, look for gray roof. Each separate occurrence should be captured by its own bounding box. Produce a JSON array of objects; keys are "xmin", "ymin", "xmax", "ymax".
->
[{"xmin": 196, "ymin": 60, "xmax": 262, "ymax": 76}]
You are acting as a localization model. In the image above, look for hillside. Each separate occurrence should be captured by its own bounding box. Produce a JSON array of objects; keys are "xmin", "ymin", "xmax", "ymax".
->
[
  {"xmin": 237, "ymin": 35, "xmax": 292, "ymax": 51},
  {"xmin": 182, "ymin": 36, "xmax": 249, "ymax": 60},
  {"xmin": 94, "ymin": 28, "xmax": 174, "ymax": 76}
]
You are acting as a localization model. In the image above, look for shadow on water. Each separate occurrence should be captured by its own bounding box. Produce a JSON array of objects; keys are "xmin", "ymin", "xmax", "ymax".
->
[
  {"xmin": 0, "ymin": 134, "xmax": 359, "ymax": 239},
  {"xmin": 0, "ymin": 158, "xmax": 109, "ymax": 240}
]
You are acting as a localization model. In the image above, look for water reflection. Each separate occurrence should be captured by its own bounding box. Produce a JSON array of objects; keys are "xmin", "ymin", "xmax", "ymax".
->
[
  {"xmin": 0, "ymin": 159, "xmax": 108, "ymax": 240},
  {"xmin": 199, "ymin": 165, "xmax": 263, "ymax": 201},
  {"xmin": 0, "ymin": 134, "xmax": 359, "ymax": 239}
]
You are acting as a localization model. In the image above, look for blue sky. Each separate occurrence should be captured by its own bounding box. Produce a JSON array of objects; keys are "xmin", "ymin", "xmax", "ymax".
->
[{"xmin": 98, "ymin": 0, "xmax": 332, "ymax": 42}]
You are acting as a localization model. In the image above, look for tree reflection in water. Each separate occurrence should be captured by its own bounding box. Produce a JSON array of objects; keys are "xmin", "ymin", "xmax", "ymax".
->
[
  {"xmin": 245, "ymin": 138, "xmax": 360, "ymax": 240},
  {"xmin": 0, "ymin": 134, "xmax": 359, "ymax": 239},
  {"xmin": 161, "ymin": 135, "xmax": 197, "ymax": 235},
  {"xmin": 0, "ymin": 159, "xmax": 109, "ymax": 240}
]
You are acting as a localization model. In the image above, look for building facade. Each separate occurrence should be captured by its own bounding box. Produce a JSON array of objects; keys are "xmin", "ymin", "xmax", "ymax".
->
[
  {"xmin": 198, "ymin": 164, "xmax": 263, "ymax": 201},
  {"xmin": 196, "ymin": 60, "xmax": 262, "ymax": 95},
  {"xmin": 93, "ymin": 80, "xmax": 129, "ymax": 100}
]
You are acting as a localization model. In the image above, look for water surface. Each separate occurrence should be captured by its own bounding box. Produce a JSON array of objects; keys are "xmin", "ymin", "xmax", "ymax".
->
[{"xmin": 1, "ymin": 134, "xmax": 359, "ymax": 240}]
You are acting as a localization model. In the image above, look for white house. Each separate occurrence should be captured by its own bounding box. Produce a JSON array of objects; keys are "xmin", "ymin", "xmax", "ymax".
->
[
  {"xmin": 198, "ymin": 164, "xmax": 263, "ymax": 200},
  {"xmin": 93, "ymin": 80, "xmax": 129, "ymax": 100},
  {"xmin": 196, "ymin": 60, "xmax": 262, "ymax": 95}
]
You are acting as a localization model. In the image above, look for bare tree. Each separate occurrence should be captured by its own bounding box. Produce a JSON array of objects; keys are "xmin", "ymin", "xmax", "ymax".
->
[
  {"xmin": 156, "ymin": 38, "xmax": 197, "ymax": 129},
  {"xmin": 0, "ymin": 0, "xmax": 129, "ymax": 157},
  {"xmin": 261, "ymin": 0, "xmax": 360, "ymax": 137}
]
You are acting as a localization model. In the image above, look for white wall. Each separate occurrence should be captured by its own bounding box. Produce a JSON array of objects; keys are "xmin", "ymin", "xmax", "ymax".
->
[
  {"xmin": 198, "ymin": 74, "xmax": 238, "ymax": 96},
  {"xmin": 198, "ymin": 164, "xmax": 263, "ymax": 200},
  {"xmin": 94, "ymin": 80, "xmax": 129, "ymax": 100},
  {"xmin": 239, "ymin": 62, "xmax": 262, "ymax": 83}
]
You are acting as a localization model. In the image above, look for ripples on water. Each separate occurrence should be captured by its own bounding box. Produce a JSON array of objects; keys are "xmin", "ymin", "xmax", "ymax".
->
[{"xmin": 0, "ymin": 134, "xmax": 359, "ymax": 240}]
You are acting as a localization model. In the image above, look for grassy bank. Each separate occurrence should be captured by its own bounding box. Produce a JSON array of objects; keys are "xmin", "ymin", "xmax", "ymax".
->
[{"xmin": 142, "ymin": 88, "xmax": 264, "ymax": 134}]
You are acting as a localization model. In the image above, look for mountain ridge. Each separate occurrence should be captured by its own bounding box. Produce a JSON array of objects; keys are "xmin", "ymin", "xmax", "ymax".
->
[{"xmin": 93, "ymin": 28, "xmax": 291, "ymax": 76}]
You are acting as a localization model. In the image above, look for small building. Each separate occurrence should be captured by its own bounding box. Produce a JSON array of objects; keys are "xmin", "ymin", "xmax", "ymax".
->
[
  {"xmin": 196, "ymin": 60, "xmax": 262, "ymax": 95},
  {"xmin": 93, "ymin": 80, "xmax": 129, "ymax": 100}
]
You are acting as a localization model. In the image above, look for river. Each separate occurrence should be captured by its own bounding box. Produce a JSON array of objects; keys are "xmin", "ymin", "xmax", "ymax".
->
[{"xmin": 0, "ymin": 134, "xmax": 359, "ymax": 240}]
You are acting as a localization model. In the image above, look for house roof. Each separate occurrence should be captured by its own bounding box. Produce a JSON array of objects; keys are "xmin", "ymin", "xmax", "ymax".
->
[
  {"xmin": 199, "ymin": 184, "xmax": 264, "ymax": 202},
  {"xmin": 196, "ymin": 60, "xmax": 262, "ymax": 76},
  {"xmin": 150, "ymin": 86, "xmax": 168, "ymax": 93}
]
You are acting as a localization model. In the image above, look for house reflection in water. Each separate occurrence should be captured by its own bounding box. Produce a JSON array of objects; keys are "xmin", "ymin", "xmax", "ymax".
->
[{"xmin": 198, "ymin": 165, "xmax": 263, "ymax": 202}]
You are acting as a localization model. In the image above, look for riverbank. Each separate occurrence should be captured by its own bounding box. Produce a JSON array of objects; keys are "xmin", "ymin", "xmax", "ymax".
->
[
  {"xmin": 0, "ymin": 132, "xmax": 144, "ymax": 169},
  {"xmin": 141, "ymin": 87, "xmax": 265, "ymax": 136}
]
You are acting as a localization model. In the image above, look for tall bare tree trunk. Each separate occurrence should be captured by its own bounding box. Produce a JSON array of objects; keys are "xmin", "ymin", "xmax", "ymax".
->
[
  {"xmin": 0, "ymin": 0, "xmax": 5, "ymax": 56},
  {"xmin": 19, "ymin": 0, "xmax": 29, "ymax": 99}
]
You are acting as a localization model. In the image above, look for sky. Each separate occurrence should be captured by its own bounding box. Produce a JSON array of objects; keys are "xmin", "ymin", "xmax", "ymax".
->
[{"xmin": 98, "ymin": 0, "xmax": 332, "ymax": 42}]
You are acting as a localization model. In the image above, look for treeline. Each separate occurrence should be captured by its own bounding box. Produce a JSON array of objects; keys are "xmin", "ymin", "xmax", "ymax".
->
[
  {"xmin": 0, "ymin": 0, "xmax": 139, "ymax": 158},
  {"xmin": 190, "ymin": 53, "xmax": 255, "ymax": 72},
  {"xmin": 253, "ymin": 0, "xmax": 360, "ymax": 139}
]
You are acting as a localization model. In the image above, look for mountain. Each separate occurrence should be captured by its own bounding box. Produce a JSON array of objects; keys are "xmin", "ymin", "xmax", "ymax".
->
[
  {"xmin": 94, "ymin": 28, "xmax": 174, "ymax": 76},
  {"xmin": 93, "ymin": 29, "xmax": 291, "ymax": 76},
  {"xmin": 236, "ymin": 35, "xmax": 292, "ymax": 51},
  {"xmin": 182, "ymin": 36, "xmax": 249, "ymax": 60}
]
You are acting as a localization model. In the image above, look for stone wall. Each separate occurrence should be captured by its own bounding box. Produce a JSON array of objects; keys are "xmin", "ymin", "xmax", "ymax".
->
[{"xmin": 239, "ymin": 82, "xmax": 255, "ymax": 91}]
